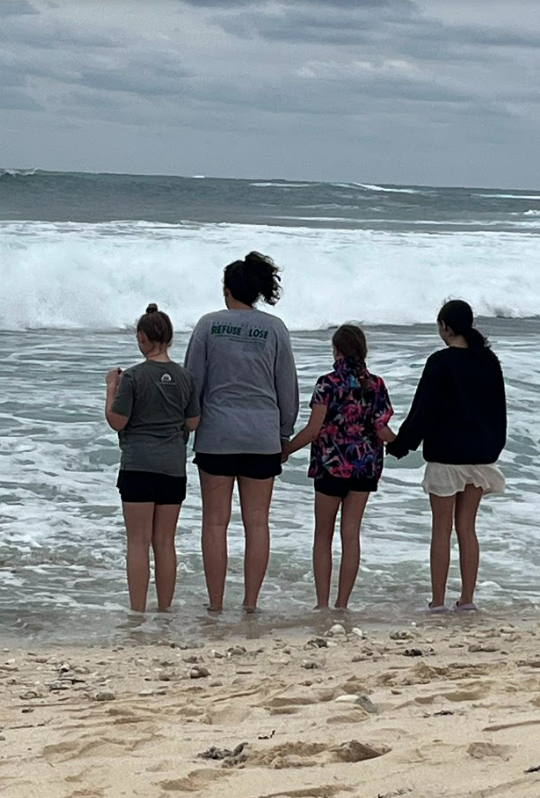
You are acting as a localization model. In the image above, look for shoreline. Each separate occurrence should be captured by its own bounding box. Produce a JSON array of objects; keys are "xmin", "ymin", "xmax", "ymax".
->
[{"xmin": 1, "ymin": 620, "xmax": 539, "ymax": 797}]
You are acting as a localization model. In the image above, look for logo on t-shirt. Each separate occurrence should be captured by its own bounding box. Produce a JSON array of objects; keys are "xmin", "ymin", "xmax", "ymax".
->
[
  {"xmin": 210, "ymin": 322, "xmax": 269, "ymax": 346},
  {"xmin": 161, "ymin": 373, "xmax": 172, "ymax": 383}
]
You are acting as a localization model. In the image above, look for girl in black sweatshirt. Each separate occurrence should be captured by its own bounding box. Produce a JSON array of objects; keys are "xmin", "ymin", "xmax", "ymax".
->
[{"xmin": 387, "ymin": 300, "xmax": 506, "ymax": 613}]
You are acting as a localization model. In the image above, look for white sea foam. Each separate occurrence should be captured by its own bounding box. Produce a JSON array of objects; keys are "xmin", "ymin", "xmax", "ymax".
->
[
  {"xmin": 475, "ymin": 193, "xmax": 540, "ymax": 200},
  {"xmin": 354, "ymin": 183, "xmax": 421, "ymax": 194},
  {"xmin": 0, "ymin": 167, "xmax": 38, "ymax": 178},
  {"xmin": 250, "ymin": 182, "xmax": 312, "ymax": 188},
  {"xmin": 1, "ymin": 220, "xmax": 540, "ymax": 331}
]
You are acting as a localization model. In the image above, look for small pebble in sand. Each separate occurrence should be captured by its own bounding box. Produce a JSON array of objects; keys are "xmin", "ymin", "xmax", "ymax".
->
[
  {"xmin": 390, "ymin": 630, "xmax": 415, "ymax": 641},
  {"xmin": 49, "ymin": 681, "xmax": 70, "ymax": 692},
  {"xmin": 58, "ymin": 663, "xmax": 70, "ymax": 673},
  {"xmin": 306, "ymin": 637, "xmax": 328, "ymax": 649},
  {"xmin": 328, "ymin": 624, "xmax": 347, "ymax": 637},
  {"xmin": 183, "ymin": 655, "xmax": 199, "ymax": 664},
  {"xmin": 403, "ymin": 649, "xmax": 424, "ymax": 658},
  {"xmin": 227, "ymin": 646, "xmax": 247, "ymax": 657},
  {"xmin": 301, "ymin": 660, "xmax": 320, "ymax": 670},
  {"xmin": 335, "ymin": 694, "xmax": 377, "ymax": 713},
  {"xmin": 351, "ymin": 628, "xmax": 365, "ymax": 639},
  {"xmin": 468, "ymin": 644, "xmax": 499, "ymax": 653},
  {"xmin": 19, "ymin": 691, "xmax": 39, "ymax": 701},
  {"xmin": 95, "ymin": 690, "xmax": 116, "ymax": 702},
  {"xmin": 190, "ymin": 666, "xmax": 210, "ymax": 679},
  {"xmin": 138, "ymin": 689, "xmax": 154, "ymax": 696}
]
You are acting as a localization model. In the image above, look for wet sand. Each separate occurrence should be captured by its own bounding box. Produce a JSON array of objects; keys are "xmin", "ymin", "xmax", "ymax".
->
[{"xmin": 1, "ymin": 619, "xmax": 540, "ymax": 798}]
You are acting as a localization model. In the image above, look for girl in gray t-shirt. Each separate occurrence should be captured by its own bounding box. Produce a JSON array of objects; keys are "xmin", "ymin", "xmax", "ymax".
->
[{"xmin": 105, "ymin": 304, "xmax": 200, "ymax": 614}]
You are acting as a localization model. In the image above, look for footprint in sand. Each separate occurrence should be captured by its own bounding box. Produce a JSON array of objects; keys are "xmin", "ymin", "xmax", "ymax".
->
[
  {"xmin": 467, "ymin": 742, "xmax": 513, "ymax": 761},
  {"xmin": 250, "ymin": 739, "xmax": 390, "ymax": 769},
  {"xmin": 159, "ymin": 768, "xmax": 231, "ymax": 792}
]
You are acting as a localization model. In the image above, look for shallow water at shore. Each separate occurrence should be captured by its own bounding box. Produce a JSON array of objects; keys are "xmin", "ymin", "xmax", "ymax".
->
[{"xmin": 1, "ymin": 319, "xmax": 539, "ymax": 645}]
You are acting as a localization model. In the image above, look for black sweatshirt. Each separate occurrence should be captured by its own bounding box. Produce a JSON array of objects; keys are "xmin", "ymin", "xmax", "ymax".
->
[{"xmin": 387, "ymin": 347, "xmax": 507, "ymax": 464}]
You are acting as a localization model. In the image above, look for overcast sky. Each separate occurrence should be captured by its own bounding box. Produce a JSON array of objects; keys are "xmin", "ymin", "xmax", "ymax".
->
[{"xmin": 1, "ymin": 0, "xmax": 540, "ymax": 187}]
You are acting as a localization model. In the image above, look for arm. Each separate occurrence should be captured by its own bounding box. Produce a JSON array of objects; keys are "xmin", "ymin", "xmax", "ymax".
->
[
  {"xmin": 275, "ymin": 325, "xmax": 299, "ymax": 441},
  {"xmin": 184, "ymin": 372, "xmax": 201, "ymax": 434},
  {"xmin": 105, "ymin": 369, "xmax": 132, "ymax": 432},
  {"xmin": 387, "ymin": 355, "xmax": 440, "ymax": 459},
  {"xmin": 377, "ymin": 425, "xmax": 396, "ymax": 443},
  {"xmin": 372, "ymin": 377, "xmax": 395, "ymax": 444},
  {"xmin": 283, "ymin": 404, "xmax": 327, "ymax": 458},
  {"xmin": 185, "ymin": 415, "xmax": 200, "ymax": 432},
  {"xmin": 184, "ymin": 319, "xmax": 208, "ymax": 403}
]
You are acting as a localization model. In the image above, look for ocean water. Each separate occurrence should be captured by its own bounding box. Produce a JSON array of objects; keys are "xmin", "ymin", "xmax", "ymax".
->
[{"xmin": 1, "ymin": 169, "xmax": 540, "ymax": 645}]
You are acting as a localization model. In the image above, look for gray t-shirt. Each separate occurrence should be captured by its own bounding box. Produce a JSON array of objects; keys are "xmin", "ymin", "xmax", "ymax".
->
[
  {"xmin": 112, "ymin": 360, "xmax": 200, "ymax": 477},
  {"xmin": 184, "ymin": 309, "xmax": 299, "ymax": 455}
]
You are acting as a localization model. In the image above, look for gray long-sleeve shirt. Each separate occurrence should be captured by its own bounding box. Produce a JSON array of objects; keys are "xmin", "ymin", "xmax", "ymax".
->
[{"xmin": 184, "ymin": 308, "xmax": 299, "ymax": 455}]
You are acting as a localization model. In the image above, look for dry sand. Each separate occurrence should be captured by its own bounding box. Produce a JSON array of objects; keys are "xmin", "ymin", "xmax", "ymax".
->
[{"xmin": 1, "ymin": 618, "xmax": 540, "ymax": 798}]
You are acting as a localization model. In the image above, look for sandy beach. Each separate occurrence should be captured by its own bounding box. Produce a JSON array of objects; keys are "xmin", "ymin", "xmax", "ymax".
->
[{"xmin": 1, "ymin": 618, "xmax": 539, "ymax": 798}]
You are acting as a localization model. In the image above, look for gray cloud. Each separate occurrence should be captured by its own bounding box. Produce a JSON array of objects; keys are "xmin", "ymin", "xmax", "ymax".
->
[
  {"xmin": 179, "ymin": 0, "xmax": 416, "ymax": 8},
  {"xmin": 0, "ymin": 1, "xmax": 39, "ymax": 16},
  {"xmin": 0, "ymin": 87, "xmax": 43, "ymax": 110},
  {"xmin": 0, "ymin": 0, "xmax": 539, "ymax": 187}
]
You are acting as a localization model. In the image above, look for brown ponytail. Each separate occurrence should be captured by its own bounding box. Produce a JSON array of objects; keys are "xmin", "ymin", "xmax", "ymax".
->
[
  {"xmin": 332, "ymin": 324, "xmax": 369, "ymax": 390},
  {"xmin": 136, "ymin": 303, "xmax": 173, "ymax": 346}
]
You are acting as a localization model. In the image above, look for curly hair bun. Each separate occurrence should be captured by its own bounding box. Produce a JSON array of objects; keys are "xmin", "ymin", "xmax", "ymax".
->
[
  {"xmin": 245, "ymin": 251, "xmax": 275, "ymax": 267},
  {"xmin": 146, "ymin": 303, "xmax": 159, "ymax": 314}
]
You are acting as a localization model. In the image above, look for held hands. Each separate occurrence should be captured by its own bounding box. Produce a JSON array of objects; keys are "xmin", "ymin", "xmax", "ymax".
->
[
  {"xmin": 281, "ymin": 440, "xmax": 292, "ymax": 464},
  {"xmin": 106, "ymin": 368, "xmax": 122, "ymax": 390}
]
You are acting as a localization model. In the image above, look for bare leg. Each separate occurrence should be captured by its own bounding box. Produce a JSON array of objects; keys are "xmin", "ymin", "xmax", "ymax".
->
[
  {"xmin": 429, "ymin": 494, "xmax": 456, "ymax": 608},
  {"xmin": 199, "ymin": 470, "xmax": 235, "ymax": 612},
  {"xmin": 455, "ymin": 485, "xmax": 483, "ymax": 606},
  {"xmin": 237, "ymin": 476, "xmax": 275, "ymax": 611},
  {"xmin": 123, "ymin": 502, "xmax": 155, "ymax": 613},
  {"xmin": 335, "ymin": 491, "xmax": 370, "ymax": 609},
  {"xmin": 152, "ymin": 504, "xmax": 181, "ymax": 611},
  {"xmin": 313, "ymin": 493, "xmax": 341, "ymax": 609}
]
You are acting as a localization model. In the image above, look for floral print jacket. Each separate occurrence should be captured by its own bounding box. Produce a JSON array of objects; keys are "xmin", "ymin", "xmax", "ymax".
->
[{"xmin": 309, "ymin": 357, "xmax": 393, "ymax": 481}]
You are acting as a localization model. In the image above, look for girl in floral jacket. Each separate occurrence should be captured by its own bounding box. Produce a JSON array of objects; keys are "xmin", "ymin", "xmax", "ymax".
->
[{"xmin": 283, "ymin": 325, "xmax": 395, "ymax": 609}]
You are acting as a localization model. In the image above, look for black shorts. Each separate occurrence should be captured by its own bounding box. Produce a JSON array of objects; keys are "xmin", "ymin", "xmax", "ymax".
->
[
  {"xmin": 314, "ymin": 471, "xmax": 378, "ymax": 498},
  {"xmin": 117, "ymin": 471, "xmax": 187, "ymax": 504},
  {"xmin": 194, "ymin": 453, "xmax": 282, "ymax": 480}
]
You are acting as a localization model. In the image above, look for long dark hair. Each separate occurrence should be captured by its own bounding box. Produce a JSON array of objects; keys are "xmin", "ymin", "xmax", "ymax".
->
[
  {"xmin": 332, "ymin": 324, "xmax": 369, "ymax": 390},
  {"xmin": 437, "ymin": 300, "xmax": 488, "ymax": 349},
  {"xmin": 224, "ymin": 251, "xmax": 281, "ymax": 307},
  {"xmin": 137, "ymin": 303, "xmax": 173, "ymax": 346}
]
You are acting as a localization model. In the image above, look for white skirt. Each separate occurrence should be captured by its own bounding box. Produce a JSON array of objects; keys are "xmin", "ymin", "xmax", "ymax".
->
[{"xmin": 422, "ymin": 463, "xmax": 506, "ymax": 497}]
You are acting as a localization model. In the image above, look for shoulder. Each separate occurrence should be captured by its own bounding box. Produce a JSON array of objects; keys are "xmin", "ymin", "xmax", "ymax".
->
[
  {"xmin": 122, "ymin": 362, "xmax": 146, "ymax": 377},
  {"xmin": 314, "ymin": 371, "xmax": 338, "ymax": 389},
  {"xmin": 423, "ymin": 349, "xmax": 448, "ymax": 371},
  {"xmin": 255, "ymin": 310, "xmax": 289, "ymax": 334},
  {"xmin": 171, "ymin": 362, "xmax": 195, "ymax": 383},
  {"xmin": 364, "ymin": 371, "xmax": 388, "ymax": 390},
  {"xmin": 191, "ymin": 311, "xmax": 223, "ymax": 329}
]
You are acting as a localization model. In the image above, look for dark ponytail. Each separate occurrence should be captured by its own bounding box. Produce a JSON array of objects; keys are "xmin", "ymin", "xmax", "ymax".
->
[
  {"xmin": 332, "ymin": 324, "xmax": 369, "ymax": 390},
  {"xmin": 223, "ymin": 251, "xmax": 281, "ymax": 307},
  {"xmin": 137, "ymin": 303, "xmax": 173, "ymax": 346},
  {"xmin": 437, "ymin": 300, "xmax": 489, "ymax": 350}
]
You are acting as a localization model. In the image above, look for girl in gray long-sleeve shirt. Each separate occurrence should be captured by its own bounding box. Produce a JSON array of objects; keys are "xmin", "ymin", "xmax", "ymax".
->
[{"xmin": 185, "ymin": 252, "xmax": 299, "ymax": 613}]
